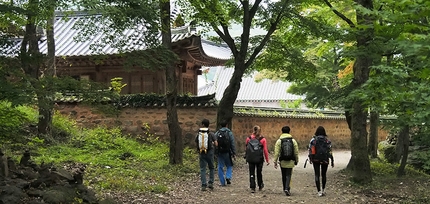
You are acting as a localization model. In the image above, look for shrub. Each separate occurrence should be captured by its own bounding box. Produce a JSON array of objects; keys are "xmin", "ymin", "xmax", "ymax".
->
[
  {"xmin": 378, "ymin": 141, "xmax": 397, "ymax": 163},
  {"xmin": 0, "ymin": 101, "xmax": 34, "ymax": 150}
]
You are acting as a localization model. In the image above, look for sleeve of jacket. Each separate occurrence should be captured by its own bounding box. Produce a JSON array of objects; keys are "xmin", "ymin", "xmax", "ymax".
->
[
  {"xmin": 211, "ymin": 132, "xmax": 217, "ymax": 142},
  {"xmin": 229, "ymin": 131, "xmax": 236, "ymax": 155},
  {"xmin": 293, "ymin": 139, "xmax": 299, "ymax": 163},
  {"xmin": 328, "ymin": 139, "xmax": 334, "ymax": 162},
  {"xmin": 245, "ymin": 136, "xmax": 250, "ymax": 152},
  {"xmin": 274, "ymin": 139, "xmax": 281, "ymax": 162},
  {"xmin": 261, "ymin": 138, "xmax": 270, "ymax": 163},
  {"xmin": 308, "ymin": 138, "xmax": 314, "ymax": 157}
]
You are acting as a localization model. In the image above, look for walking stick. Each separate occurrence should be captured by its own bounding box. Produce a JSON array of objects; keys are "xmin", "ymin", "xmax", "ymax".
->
[{"xmin": 304, "ymin": 158, "xmax": 308, "ymax": 168}]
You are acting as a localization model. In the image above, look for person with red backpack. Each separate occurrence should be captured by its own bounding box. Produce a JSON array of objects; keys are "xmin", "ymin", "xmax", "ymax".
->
[
  {"xmin": 308, "ymin": 126, "xmax": 334, "ymax": 197},
  {"xmin": 245, "ymin": 125, "xmax": 270, "ymax": 193}
]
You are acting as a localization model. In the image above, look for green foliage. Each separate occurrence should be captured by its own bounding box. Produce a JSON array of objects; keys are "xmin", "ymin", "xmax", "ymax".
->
[
  {"xmin": 413, "ymin": 149, "xmax": 430, "ymax": 174},
  {"xmin": 370, "ymin": 160, "xmax": 428, "ymax": 178},
  {"xmin": 279, "ymin": 99, "xmax": 303, "ymax": 109},
  {"xmin": 115, "ymin": 93, "xmax": 213, "ymax": 108},
  {"xmin": 34, "ymin": 126, "xmax": 198, "ymax": 193},
  {"xmin": 0, "ymin": 101, "xmax": 32, "ymax": 148},
  {"xmin": 109, "ymin": 77, "xmax": 127, "ymax": 95},
  {"xmin": 51, "ymin": 111, "xmax": 79, "ymax": 142},
  {"xmin": 378, "ymin": 141, "xmax": 397, "ymax": 164}
]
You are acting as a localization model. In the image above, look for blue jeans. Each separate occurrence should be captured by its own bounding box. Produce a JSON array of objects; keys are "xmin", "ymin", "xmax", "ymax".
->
[
  {"xmin": 217, "ymin": 152, "xmax": 233, "ymax": 185},
  {"xmin": 199, "ymin": 150, "xmax": 215, "ymax": 187}
]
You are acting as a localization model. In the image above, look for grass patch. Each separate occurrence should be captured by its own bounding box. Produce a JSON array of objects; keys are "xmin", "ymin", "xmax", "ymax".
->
[
  {"xmin": 34, "ymin": 126, "xmax": 199, "ymax": 194},
  {"xmin": 336, "ymin": 160, "xmax": 430, "ymax": 203}
]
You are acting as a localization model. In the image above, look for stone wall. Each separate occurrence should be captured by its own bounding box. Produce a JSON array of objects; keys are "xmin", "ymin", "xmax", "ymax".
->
[{"xmin": 56, "ymin": 103, "xmax": 388, "ymax": 153}]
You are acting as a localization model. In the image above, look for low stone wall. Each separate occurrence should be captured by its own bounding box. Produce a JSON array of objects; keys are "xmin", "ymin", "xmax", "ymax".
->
[{"xmin": 56, "ymin": 103, "xmax": 388, "ymax": 153}]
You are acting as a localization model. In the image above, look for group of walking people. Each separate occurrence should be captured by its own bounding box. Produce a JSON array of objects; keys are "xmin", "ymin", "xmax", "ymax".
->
[{"xmin": 195, "ymin": 119, "xmax": 335, "ymax": 196}]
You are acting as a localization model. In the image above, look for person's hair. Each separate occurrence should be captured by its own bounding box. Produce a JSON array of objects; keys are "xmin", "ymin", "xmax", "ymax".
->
[
  {"xmin": 314, "ymin": 126, "xmax": 327, "ymax": 136},
  {"xmin": 220, "ymin": 120, "xmax": 228, "ymax": 127},
  {"xmin": 253, "ymin": 125, "xmax": 261, "ymax": 136},
  {"xmin": 201, "ymin": 119, "xmax": 210, "ymax": 128},
  {"xmin": 282, "ymin": 126, "xmax": 290, "ymax": 133}
]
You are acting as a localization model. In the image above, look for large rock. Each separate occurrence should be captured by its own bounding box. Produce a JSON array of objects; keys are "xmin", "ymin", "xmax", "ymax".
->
[{"xmin": 0, "ymin": 151, "xmax": 107, "ymax": 204}]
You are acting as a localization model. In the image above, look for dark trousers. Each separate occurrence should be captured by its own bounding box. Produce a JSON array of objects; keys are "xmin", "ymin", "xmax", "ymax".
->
[
  {"xmin": 281, "ymin": 167, "xmax": 293, "ymax": 191},
  {"xmin": 312, "ymin": 162, "xmax": 328, "ymax": 191},
  {"xmin": 248, "ymin": 162, "xmax": 264, "ymax": 189}
]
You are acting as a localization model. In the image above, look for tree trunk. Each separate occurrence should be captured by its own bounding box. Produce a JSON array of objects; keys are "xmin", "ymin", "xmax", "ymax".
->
[
  {"xmin": 368, "ymin": 109, "xmax": 379, "ymax": 158},
  {"xmin": 397, "ymin": 125, "xmax": 409, "ymax": 177},
  {"xmin": 350, "ymin": 99, "xmax": 371, "ymax": 183},
  {"xmin": 20, "ymin": 0, "xmax": 50, "ymax": 135},
  {"xmin": 160, "ymin": 0, "xmax": 183, "ymax": 164},
  {"xmin": 216, "ymin": 62, "xmax": 246, "ymax": 129},
  {"xmin": 347, "ymin": 0, "xmax": 374, "ymax": 184},
  {"xmin": 38, "ymin": 7, "xmax": 56, "ymax": 135}
]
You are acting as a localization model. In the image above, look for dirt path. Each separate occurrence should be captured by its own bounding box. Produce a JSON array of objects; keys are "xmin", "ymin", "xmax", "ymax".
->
[{"xmin": 146, "ymin": 150, "xmax": 360, "ymax": 204}]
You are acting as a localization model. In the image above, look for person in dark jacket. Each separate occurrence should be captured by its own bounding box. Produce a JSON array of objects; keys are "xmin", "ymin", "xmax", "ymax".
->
[
  {"xmin": 195, "ymin": 119, "xmax": 218, "ymax": 191},
  {"xmin": 308, "ymin": 126, "xmax": 334, "ymax": 197},
  {"xmin": 245, "ymin": 125, "xmax": 270, "ymax": 193},
  {"xmin": 215, "ymin": 120, "xmax": 236, "ymax": 186}
]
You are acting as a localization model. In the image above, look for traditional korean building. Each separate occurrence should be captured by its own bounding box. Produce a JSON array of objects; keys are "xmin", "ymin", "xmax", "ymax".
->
[{"xmin": 4, "ymin": 12, "xmax": 230, "ymax": 95}]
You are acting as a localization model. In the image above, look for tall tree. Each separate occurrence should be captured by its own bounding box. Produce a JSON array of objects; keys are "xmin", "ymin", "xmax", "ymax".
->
[
  {"xmin": 181, "ymin": 0, "xmax": 294, "ymax": 127},
  {"xmin": 77, "ymin": 0, "xmax": 183, "ymax": 164},
  {"xmin": 160, "ymin": 0, "xmax": 183, "ymax": 164},
  {"xmin": 318, "ymin": 0, "xmax": 375, "ymax": 183},
  {"xmin": 360, "ymin": 0, "xmax": 430, "ymax": 176}
]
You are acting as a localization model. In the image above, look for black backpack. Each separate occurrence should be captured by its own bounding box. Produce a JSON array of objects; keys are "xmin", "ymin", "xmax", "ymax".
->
[
  {"xmin": 312, "ymin": 135, "xmax": 329, "ymax": 161},
  {"xmin": 246, "ymin": 136, "xmax": 263, "ymax": 163},
  {"xmin": 216, "ymin": 129, "xmax": 231, "ymax": 153},
  {"xmin": 279, "ymin": 138, "xmax": 295, "ymax": 161}
]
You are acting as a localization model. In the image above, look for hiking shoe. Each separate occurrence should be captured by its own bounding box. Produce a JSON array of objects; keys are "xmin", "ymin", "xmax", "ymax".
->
[
  {"xmin": 208, "ymin": 184, "xmax": 214, "ymax": 190},
  {"xmin": 259, "ymin": 186, "xmax": 263, "ymax": 191},
  {"xmin": 251, "ymin": 188, "xmax": 256, "ymax": 193},
  {"xmin": 284, "ymin": 190, "xmax": 291, "ymax": 196},
  {"xmin": 226, "ymin": 179, "xmax": 231, "ymax": 185},
  {"xmin": 201, "ymin": 186, "xmax": 207, "ymax": 191},
  {"xmin": 322, "ymin": 190, "xmax": 326, "ymax": 196},
  {"xmin": 318, "ymin": 191, "xmax": 323, "ymax": 197}
]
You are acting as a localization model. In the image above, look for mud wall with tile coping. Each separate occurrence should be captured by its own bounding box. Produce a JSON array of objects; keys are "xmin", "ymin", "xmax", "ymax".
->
[{"xmin": 56, "ymin": 103, "xmax": 388, "ymax": 153}]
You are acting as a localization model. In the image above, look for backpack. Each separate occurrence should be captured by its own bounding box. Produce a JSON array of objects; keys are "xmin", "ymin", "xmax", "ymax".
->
[
  {"xmin": 279, "ymin": 138, "xmax": 295, "ymax": 161},
  {"xmin": 246, "ymin": 136, "xmax": 263, "ymax": 163},
  {"xmin": 216, "ymin": 129, "xmax": 231, "ymax": 153},
  {"xmin": 311, "ymin": 135, "xmax": 329, "ymax": 161},
  {"xmin": 197, "ymin": 128, "xmax": 211, "ymax": 154}
]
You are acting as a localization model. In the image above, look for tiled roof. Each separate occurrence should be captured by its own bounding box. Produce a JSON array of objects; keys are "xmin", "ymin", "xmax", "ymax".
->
[
  {"xmin": 200, "ymin": 39, "xmax": 231, "ymax": 60},
  {"xmin": 198, "ymin": 67, "xmax": 305, "ymax": 102},
  {"xmin": 234, "ymin": 106, "xmax": 346, "ymax": 120},
  {"xmin": 2, "ymin": 12, "xmax": 230, "ymax": 63}
]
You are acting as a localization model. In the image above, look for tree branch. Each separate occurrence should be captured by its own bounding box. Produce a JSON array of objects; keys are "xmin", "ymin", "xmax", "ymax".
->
[
  {"xmin": 245, "ymin": 0, "xmax": 286, "ymax": 68},
  {"xmin": 211, "ymin": 23, "xmax": 238, "ymax": 57},
  {"xmin": 249, "ymin": 0, "xmax": 262, "ymax": 20},
  {"xmin": 322, "ymin": 0, "xmax": 355, "ymax": 28},
  {"xmin": 0, "ymin": 4, "xmax": 29, "ymax": 15}
]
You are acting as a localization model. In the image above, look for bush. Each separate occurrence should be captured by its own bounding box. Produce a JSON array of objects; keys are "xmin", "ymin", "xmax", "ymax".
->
[
  {"xmin": 51, "ymin": 111, "xmax": 79, "ymax": 143},
  {"xmin": 35, "ymin": 126, "xmax": 199, "ymax": 194},
  {"xmin": 378, "ymin": 141, "xmax": 397, "ymax": 163},
  {"xmin": 0, "ymin": 101, "xmax": 34, "ymax": 150}
]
